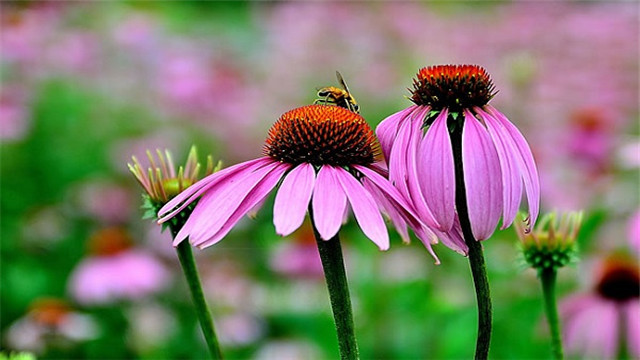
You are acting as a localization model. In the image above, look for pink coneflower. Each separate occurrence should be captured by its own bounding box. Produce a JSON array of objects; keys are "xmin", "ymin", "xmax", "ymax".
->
[
  {"xmin": 560, "ymin": 255, "xmax": 640, "ymax": 359},
  {"xmin": 159, "ymin": 104, "xmax": 421, "ymax": 252},
  {"xmin": 68, "ymin": 227, "xmax": 170, "ymax": 305},
  {"xmin": 377, "ymin": 65, "xmax": 540, "ymax": 252}
]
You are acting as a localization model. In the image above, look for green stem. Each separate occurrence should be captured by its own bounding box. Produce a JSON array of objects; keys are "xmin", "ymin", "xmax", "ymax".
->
[
  {"xmin": 451, "ymin": 123, "xmax": 493, "ymax": 360},
  {"xmin": 175, "ymin": 241, "xmax": 223, "ymax": 359},
  {"xmin": 540, "ymin": 268, "xmax": 563, "ymax": 360},
  {"xmin": 309, "ymin": 208, "xmax": 359, "ymax": 360}
]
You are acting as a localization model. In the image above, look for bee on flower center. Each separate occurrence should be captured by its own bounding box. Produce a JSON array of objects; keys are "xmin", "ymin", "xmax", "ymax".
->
[{"xmin": 314, "ymin": 71, "xmax": 360, "ymax": 114}]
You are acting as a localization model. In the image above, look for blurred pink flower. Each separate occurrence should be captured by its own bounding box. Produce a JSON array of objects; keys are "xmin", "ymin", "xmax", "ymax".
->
[
  {"xmin": 269, "ymin": 226, "xmax": 324, "ymax": 279},
  {"xmin": 126, "ymin": 303, "xmax": 176, "ymax": 352},
  {"xmin": 45, "ymin": 32, "xmax": 99, "ymax": 74},
  {"xmin": 69, "ymin": 227, "xmax": 170, "ymax": 305},
  {"xmin": 4, "ymin": 298, "xmax": 98, "ymax": 354},
  {"xmin": 560, "ymin": 255, "xmax": 640, "ymax": 358},
  {"xmin": 112, "ymin": 14, "xmax": 158, "ymax": 51},
  {"xmin": 216, "ymin": 312, "xmax": 265, "ymax": 347},
  {"xmin": 565, "ymin": 107, "xmax": 616, "ymax": 176},
  {"xmin": 254, "ymin": 339, "xmax": 322, "ymax": 360},
  {"xmin": 629, "ymin": 210, "xmax": 640, "ymax": 253},
  {"xmin": 72, "ymin": 180, "xmax": 135, "ymax": 224},
  {"xmin": 0, "ymin": 5, "xmax": 58, "ymax": 66},
  {"xmin": 0, "ymin": 88, "xmax": 30, "ymax": 141},
  {"xmin": 618, "ymin": 140, "xmax": 640, "ymax": 169}
]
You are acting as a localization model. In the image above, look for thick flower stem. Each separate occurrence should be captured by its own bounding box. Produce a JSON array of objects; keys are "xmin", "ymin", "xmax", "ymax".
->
[
  {"xmin": 539, "ymin": 268, "xmax": 564, "ymax": 360},
  {"xmin": 175, "ymin": 240, "xmax": 223, "ymax": 359},
  {"xmin": 309, "ymin": 208, "xmax": 359, "ymax": 360},
  {"xmin": 451, "ymin": 124, "xmax": 493, "ymax": 360}
]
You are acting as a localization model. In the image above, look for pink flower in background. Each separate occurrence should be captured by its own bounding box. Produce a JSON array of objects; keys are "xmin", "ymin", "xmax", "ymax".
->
[
  {"xmin": 45, "ymin": 32, "xmax": 99, "ymax": 74},
  {"xmin": 0, "ymin": 88, "xmax": 30, "ymax": 141},
  {"xmin": 0, "ymin": 4, "xmax": 58, "ymax": 66},
  {"xmin": 4, "ymin": 298, "xmax": 98, "ymax": 354},
  {"xmin": 629, "ymin": 210, "xmax": 640, "ymax": 253},
  {"xmin": 72, "ymin": 180, "xmax": 135, "ymax": 224},
  {"xmin": 560, "ymin": 255, "xmax": 640, "ymax": 358},
  {"xmin": 377, "ymin": 65, "xmax": 539, "ymax": 254},
  {"xmin": 160, "ymin": 105, "xmax": 425, "ymax": 253},
  {"xmin": 565, "ymin": 107, "xmax": 615, "ymax": 176},
  {"xmin": 269, "ymin": 226, "xmax": 324, "ymax": 278},
  {"xmin": 69, "ymin": 227, "xmax": 170, "ymax": 305},
  {"xmin": 216, "ymin": 312, "xmax": 265, "ymax": 347}
]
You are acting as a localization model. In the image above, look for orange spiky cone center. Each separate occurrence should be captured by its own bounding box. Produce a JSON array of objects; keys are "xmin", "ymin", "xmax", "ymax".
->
[
  {"xmin": 264, "ymin": 105, "xmax": 380, "ymax": 167},
  {"xmin": 410, "ymin": 64, "xmax": 496, "ymax": 110}
]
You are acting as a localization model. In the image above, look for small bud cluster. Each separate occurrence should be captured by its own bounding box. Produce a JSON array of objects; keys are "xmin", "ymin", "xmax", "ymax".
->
[
  {"xmin": 129, "ymin": 146, "xmax": 220, "ymax": 233},
  {"xmin": 515, "ymin": 211, "xmax": 582, "ymax": 272},
  {"xmin": 129, "ymin": 146, "xmax": 219, "ymax": 205}
]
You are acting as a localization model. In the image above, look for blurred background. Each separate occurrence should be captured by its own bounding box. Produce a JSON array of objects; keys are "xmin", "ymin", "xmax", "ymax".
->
[{"xmin": 1, "ymin": 1, "xmax": 638, "ymax": 359}]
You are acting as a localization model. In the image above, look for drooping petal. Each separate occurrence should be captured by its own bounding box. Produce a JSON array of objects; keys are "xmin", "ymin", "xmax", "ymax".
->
[
  {"xmin": 485, "ymin": 105, "xmax": 540, "ymax": 228},
  {"xmin": 387, "ymin": 114, "xmax": 414, "ymax": 200},
  {"xmin": 416, "ymin": 109, "xmax": 455, "ymax": 231},
  {"xmin": 387, "ymin": 106, "xmax": 440, "ymax": 229},
  {"xmin": 273, "ymin": 163, "xmax": 316, "ymax": 237},
  {"xmin": 192, "ymin": 162, "xmax": 290, "ymax": 248},
  {"xmin": 412, "ymin": 225, "xmax": 441, "ymax": 264},
  {"xmin": 335, "ymin": 168, "xmax": 389, "ymax": 250},
  {"xmin": 404, "ymin": 106, "xmax": 442, "ymax": 230},
  {"xmin": 376, "ymin": 105, "xmax": 417, "ymax": 161},
  {"xmin": 169, "ymin": 159, "xmax": 269, "ymax": 245},
  {"xmin": 354, "ymin": 164, "xmax": 422, "ymax": 231},
  {"xmin": 362, "ymin": 177, "xmax": 410, "ymax": 244},
  {"xmin": 432, "ymin": 215, "xmax": 468, "ymax": 255},
  {"xmin": 462, "ymin": 112, "xmax": 503, "ymax": 240},
  {"xmin": 475, "ymin": 108, "xmax": 523, "ymax": 229},
  {"xmin": 178, "ymin": 160, "xmax": 281, "ymax": 245},
  {"xmin": 311, "ymin": 165, "xmax": 347, "ymax": 241},
  {"xmin": 158, "ymin": 157, "xmax": 269, "ymax": 222}
]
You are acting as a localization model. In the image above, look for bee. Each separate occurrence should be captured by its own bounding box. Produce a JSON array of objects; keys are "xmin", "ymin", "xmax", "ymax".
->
[{"xmin": 314, "ymin": 71, "xmax": 360, "ymax": 114}]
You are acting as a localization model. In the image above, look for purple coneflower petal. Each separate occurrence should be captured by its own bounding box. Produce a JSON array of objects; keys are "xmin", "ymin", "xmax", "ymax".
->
[
  {"xmin": 311, "ymin": 165, "xmax": 347, "ymax": 241},
  {"xmin": 462, "ymin": 112, "xmax": 503, "ymax": 241},
  {"xmin": 432, "ymin": 216, "xmax": 468, "ymax": 255},
  {"xmin": 273, "ymin": 163, "xmax": 316, "ymax": 237},
  {"xmin": 192, "ymin": 163, "xmax": 289, "ymax": 248},
  {"xmin": 417, "ymin": 108, "xmax": 455, "ymax": 231},
  {"xmin": 158, "ymin": 158, "xmax": 267, "ymax": 222},
  {"xmin": 388, "ymin": 117, "xmax": 413, "ymax": 200},
  {"xmin": 588, "ymin": 302, "xmax": 618, "ymax": 358},
  {"xmin": 362, "ymin": 178, "xmax": 410, "ymax": 243},
  {"xmin": 176, "ymin": 160, "xmax": 280, "ymax": 245},
  {"xmin": 376, "ymin": 105, "xmax": 417, "ymax": 161},
  {"xmin": 355, "ymin": 164, "xmax": 423, "ymax": 231},
  {"xmin": 412, "ymin": 225, "xmax": 441, "ymax": 264},
  {"xmin": 388, "ymin": 108, "xmax": 440, "ymax": 229},
  {"xmin": 335, "ymin": 168, "xmax": 389, "ymax": 250},
  {"xmin": 474, "ymin": 108, "xmax": 523, "ymax": 229},
  {"xmin": 485, "ymin": 105, "xmax": 540, "ymax": 228},
  {"xmin": 626, "ymin": 301, "xmax": 640, "ymax": 357},
  {"xmin": 404, "ymin": 106, "xmax": 442, "ymax": 230}
]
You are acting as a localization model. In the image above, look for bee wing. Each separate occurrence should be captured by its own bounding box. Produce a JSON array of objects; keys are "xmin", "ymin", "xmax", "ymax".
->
[{"xmin": 335, "ymin": 71, "xmax": 351, "ymax": 93}]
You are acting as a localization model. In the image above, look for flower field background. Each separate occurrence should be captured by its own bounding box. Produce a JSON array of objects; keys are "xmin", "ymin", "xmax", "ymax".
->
[{"xmin": 1, "ymin": 2, "xmax": 638, "ymax": 359}]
